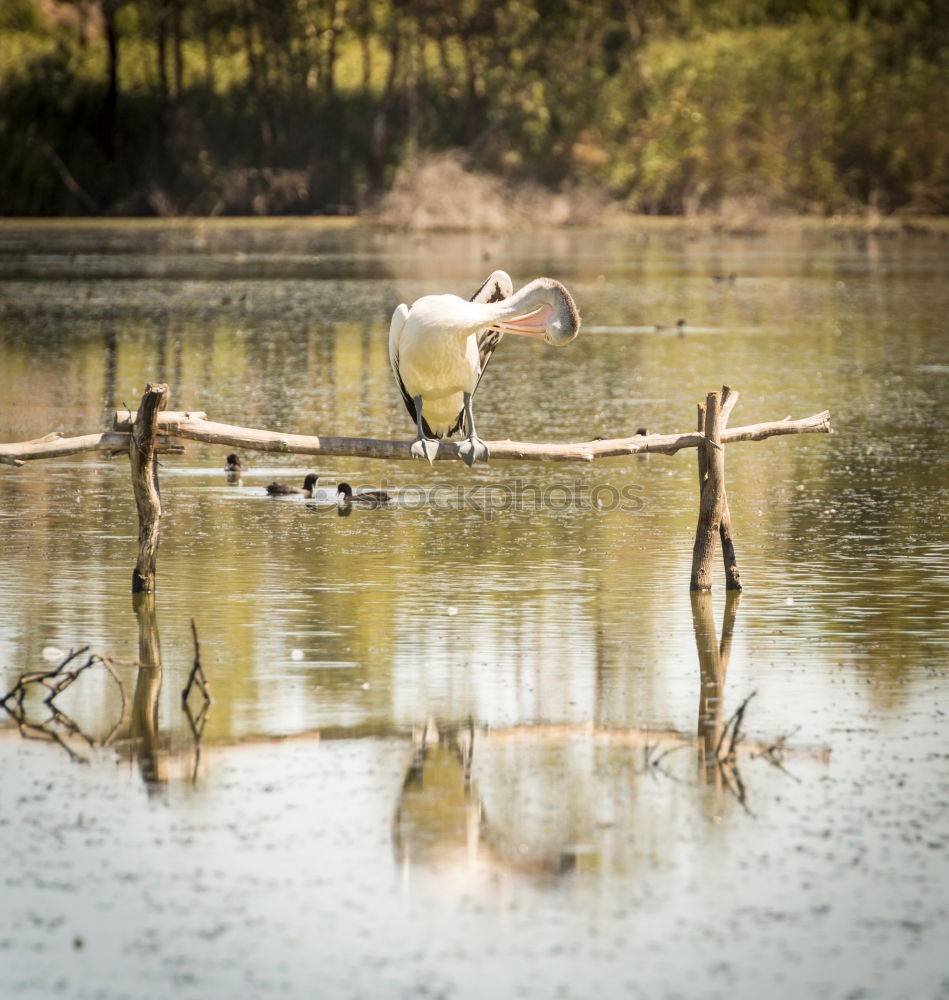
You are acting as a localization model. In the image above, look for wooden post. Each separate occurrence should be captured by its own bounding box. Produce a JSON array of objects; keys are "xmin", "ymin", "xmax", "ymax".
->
[
  {"xmin": 718, "ymin": 387, "xmax": 742, "ymax": 591},
  {"xmin": 690, "ymin": 391, "xmax": 725, "ymax": 590},
  {"xmin": 691, "ymin": 387, "xmax": 743, "ymax": 591},
  {"xmin": 130, "ymin": 383, "xmax": 168, "ymax": 594}
]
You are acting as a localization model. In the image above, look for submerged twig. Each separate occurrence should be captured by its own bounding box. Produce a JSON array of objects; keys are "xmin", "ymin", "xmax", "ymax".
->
[
  {"xmin": 1, "ymin": 648, "xmax": 129, "ymax": 762},
  {"xmin": 715, "ymin": 690, "xmax": 757, "ymax": 763},
  {"xmin": 753, "ymin": 725, "xmax": 804, "ymax": 781},
  {"xmin": 181, "ymin": 618, "xmax": 212, "ymax": 706},
  {"xmin": 181, "ymin": 618, "xmax": 212, "ymax": 784}
]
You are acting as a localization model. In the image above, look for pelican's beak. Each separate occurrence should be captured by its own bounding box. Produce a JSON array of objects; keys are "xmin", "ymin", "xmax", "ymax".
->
[
  {"xmin": 495, "ymin": 304, "xmax": 554, "ymax": 339},
  {"xmin": 496, "ymin": 302, "xmax": 579, "ymax": 346}
]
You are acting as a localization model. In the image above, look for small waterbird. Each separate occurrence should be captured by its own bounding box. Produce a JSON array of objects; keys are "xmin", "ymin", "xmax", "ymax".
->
[
  {"xmin": 336, "ymin": 482, "xmax": 390, "ymax": 507},
  {"xmin": 388, "ymin": 270, "xmax": 580, "ymax": 466},
  {"xmin": 266, "ymin": 473, "xmax": 319, "ymax": 497},
  {"xmin": 224, "ymin": 453, "xmax": 243, "ymax": 472}
]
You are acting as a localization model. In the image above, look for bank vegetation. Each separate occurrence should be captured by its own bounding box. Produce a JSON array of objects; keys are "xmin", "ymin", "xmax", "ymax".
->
[{"xmin": 1, "ymin": 0, "xmax": 946, "ymax": 223}]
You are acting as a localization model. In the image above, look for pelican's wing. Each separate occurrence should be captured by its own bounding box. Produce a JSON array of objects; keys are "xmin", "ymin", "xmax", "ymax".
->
[
  {"xmin": 390, "ymin": 302, "xmax": 438, "ymax": 438},
  {"xmin": 439, "ymin": 271, "xmax": 515, "ymax": 438},
  {"xmin": 471, "ymin": 270, "xmax": 514, "ymax": 387},
  {"xmin": 388, "ymin": 301, "xmax": 417, "ymax": 420}
]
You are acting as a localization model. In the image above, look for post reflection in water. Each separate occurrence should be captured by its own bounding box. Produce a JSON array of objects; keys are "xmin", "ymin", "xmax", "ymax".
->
[
  {"xmin": 129, "ymin": 592, "xmax": 165, "ymax": 791},
  {"xmin": 693, "ymin": 590, "xmax": 742, "ymax": 789}
]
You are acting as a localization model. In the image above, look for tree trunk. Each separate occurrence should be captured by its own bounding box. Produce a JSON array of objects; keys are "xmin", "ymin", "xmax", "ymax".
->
[
  {"xmin": 369, "ymin": 30, "xmax": 402, "ymax": 193},
  {"xmin": 171, "ymin": 0, "xmax": 184, "ymax": 97},
  {"xmin": 101, "ymin": 0, "xmax": 120, "ymax": 159}
]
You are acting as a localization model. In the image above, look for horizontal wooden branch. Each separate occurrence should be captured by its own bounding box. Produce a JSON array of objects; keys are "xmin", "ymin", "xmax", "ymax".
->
[
  {"xmin": 1, "ymin": 409, "xmax": 831, "ymax": 466},
  {"xmin": 118, "ymin": 409, "xmax": 832, "ymax": 462},
  {"xmin": 0, "ymin": 431, "xmax": 184, "ymax": 466},
  {"xmin": 114, "ymin": 409, "xmax": 208, "ymax": 429}
]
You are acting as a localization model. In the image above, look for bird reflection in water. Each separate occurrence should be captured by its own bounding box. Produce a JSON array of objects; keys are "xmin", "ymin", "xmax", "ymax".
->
[{"xmin": 392, "ymin": 718, "xmax": 579, "ymax": 883}]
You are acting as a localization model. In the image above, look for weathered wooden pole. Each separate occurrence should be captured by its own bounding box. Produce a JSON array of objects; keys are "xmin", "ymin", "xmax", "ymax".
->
[
  {"xmin": 690, "ymin": 386, "xmax": 743, "ymax": 591},
  {"xmin": 718, "ymin": 388, "xmax": 742, "ymax": 590},
  {"xmin": 129, "ymin": 383, "xmax": 168, "ymax": 594},
  {"xmin": 691, "ymin": 390, "xmax": 725, "ymax": 590}
]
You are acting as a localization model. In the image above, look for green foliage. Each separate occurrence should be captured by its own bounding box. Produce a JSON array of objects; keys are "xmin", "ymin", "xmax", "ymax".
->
[
  {"xmin": 600, "ymin": 21, "xmax": 949, "ymax": 213},
  {"xmin": 0, "ymin": 0, "xmax": 946, "ymax": 216},
  {"xmin": 0, "ymin": 0, "xmax": 40, "ymax": 33}
]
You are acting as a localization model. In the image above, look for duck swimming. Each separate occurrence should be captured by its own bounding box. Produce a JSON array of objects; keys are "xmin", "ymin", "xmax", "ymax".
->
[
  {"xmin": 224, "ymin": 453, "xmax": 243, "ymax": 472},
  {"xmin": 336, "ymin": 482, "xmax": 390, "ymax": 507},
  {"xmin": 266, "ymin": 473, "xmax": 319, "ymax": 497}
]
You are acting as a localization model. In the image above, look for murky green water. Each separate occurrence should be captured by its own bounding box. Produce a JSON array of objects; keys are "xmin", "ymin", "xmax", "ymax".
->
[{"xmin": 1, "ymin": 220, "xmax": 948, "ymax": 999}]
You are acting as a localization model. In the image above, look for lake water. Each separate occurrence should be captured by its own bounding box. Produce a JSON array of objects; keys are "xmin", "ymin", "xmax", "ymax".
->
[{"xmin": 1, "ymin": 220, "xmax": 948, "ymax": 999}]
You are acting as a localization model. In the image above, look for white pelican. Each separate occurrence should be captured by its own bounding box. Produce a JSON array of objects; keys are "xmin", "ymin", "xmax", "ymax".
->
[
  {"xmin": 388, "ymin": 270, "xmax": 580, "ymax": 465},
  {"xmin": 265, "ymin": 473, "xmax": 318, "ymax": 497}
]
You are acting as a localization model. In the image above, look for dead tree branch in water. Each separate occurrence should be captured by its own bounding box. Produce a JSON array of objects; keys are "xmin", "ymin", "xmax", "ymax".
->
[
  {"xmin": 182, "ymin": 618, "xmax": 212, "ymax": 706},
  {"xmin": 716, "ymin": 690, "xmax": 757, "ymax": 764},
  {"xmin": 0, "ymin": 648, "xmax": 129, "ymax": 762},
  {"xmin": 182, "ymin": 619, "xmax": 212, "ymax": 784}
]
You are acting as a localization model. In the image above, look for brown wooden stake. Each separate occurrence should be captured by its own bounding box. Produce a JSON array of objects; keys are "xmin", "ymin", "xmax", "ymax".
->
[
  {"xmin": 691, "ymin": 386, "xmax": 743, "ymax": 591},
  {"xmin": 129, "ymin": 383, "xmax": 169, "ymax": 594},
  {"xmin": 690, "ymin": 390, "xmax": 726, "ymax": 591},
  {"xmin": 696, "ymin": 400, "xmax": 709, "ymax": 490},
  {"xmin": 718, "ymin": 386, "xmax": 743, "ymax": 591}
]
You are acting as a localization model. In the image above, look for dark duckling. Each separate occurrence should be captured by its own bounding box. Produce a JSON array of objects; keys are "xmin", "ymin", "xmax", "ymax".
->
[
  {"xmin": 224, "ymin": 453, "xmax": 243, "ymax": 472},
  {"xmin": 266, "ymin": 473, "xmax": 319, "ymax": 497},
  {"xmin": 336, "ymin": 482, "xmax": 390, "ymax": 507}
]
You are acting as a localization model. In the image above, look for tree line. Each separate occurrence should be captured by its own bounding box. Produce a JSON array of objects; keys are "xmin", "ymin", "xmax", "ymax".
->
[{"xmin": 1, "ymin": 0, "xmax": 946, "ymax": 217}]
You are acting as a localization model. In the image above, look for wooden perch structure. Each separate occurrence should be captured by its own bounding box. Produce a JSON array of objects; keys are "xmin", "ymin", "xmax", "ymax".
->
[
  {"xmin": 0, "ymin": 383, "xmax": 832, "ymax": 593},
  {"xmin": 108, "ymin": 407, "xmax": 831, "ymax": 463}
]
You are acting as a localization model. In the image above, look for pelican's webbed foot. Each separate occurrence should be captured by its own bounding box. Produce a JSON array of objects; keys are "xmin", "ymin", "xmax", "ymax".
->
[
  {"xmin": 411, "ymin": 436, "xmax": 440, "ymax": 464},
  {"xmin": 456, "ymin": 391, "xmax": 489, "ymax": 466},
  {"xmin": 457, "ymin": 435, "xmax": 489, "ymax": 467}
]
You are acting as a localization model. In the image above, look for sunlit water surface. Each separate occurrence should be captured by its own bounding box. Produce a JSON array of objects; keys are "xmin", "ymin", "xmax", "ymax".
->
[{"xmin": 1, "ymin": 221, "xmax": 948, "ymax": 999}]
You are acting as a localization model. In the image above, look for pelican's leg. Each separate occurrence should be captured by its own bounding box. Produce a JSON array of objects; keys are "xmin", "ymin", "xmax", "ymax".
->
[
  {"xmin": 410, "ymin": 396, "xmax": 440, "ymax": 464},
  {"xmin": 457, "ymin": 392, "xmax": 489, "ymax": 467}
]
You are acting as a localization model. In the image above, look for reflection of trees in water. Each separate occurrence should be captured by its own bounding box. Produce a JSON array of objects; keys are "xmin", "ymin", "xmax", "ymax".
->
[{"xmin": 2, "ymin": 595, "xmax": 826, "ymax": 884}]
